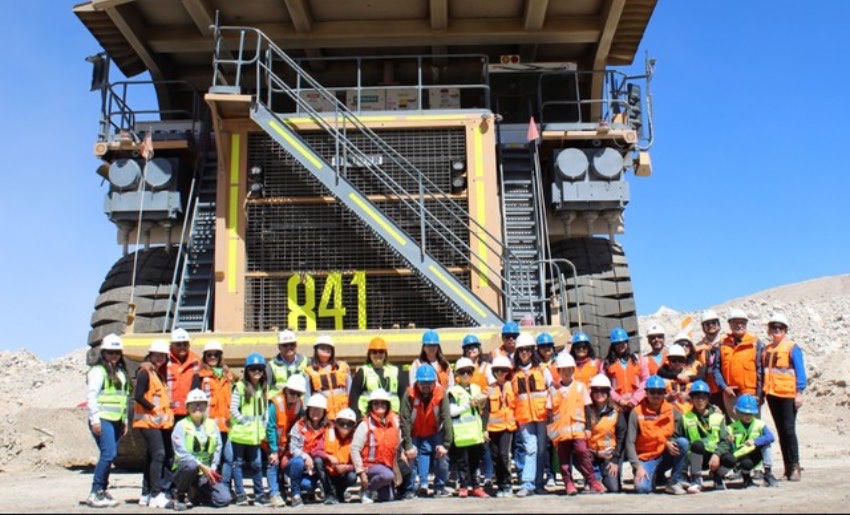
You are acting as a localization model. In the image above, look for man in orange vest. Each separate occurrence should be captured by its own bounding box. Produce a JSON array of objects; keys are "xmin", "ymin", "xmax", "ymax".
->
[
  {"xmin": 696, "ymin": 310, "xmax": 724, "ymax": 409},
  {"xmin": 645, "ymin": 324, "xmax": 667, "ymax": 376},
  {"xmin": 711, "ymin": 309, "xmax": 764, "ymax": 420},
  {"xmin": 492, "ymin": 321, "xmax": 520, "ymax": 360},
  {"xmin": 167, "ymin": 328, "xmax": 202, "ymax": 419},
  {"xmin": 626, "ymin": 375, "xmax": 689, "ymax": 495}
]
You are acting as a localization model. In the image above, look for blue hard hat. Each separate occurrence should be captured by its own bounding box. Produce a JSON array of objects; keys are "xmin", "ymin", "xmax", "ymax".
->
[
  {"xmin": 610, "ymin": 327, "xmax": 629, "ymax": 344},
  {"xmin": 462, "ymin": 334, "xmax": 480, "ymax": 347},
  {"xmin": 689, "ymin": 380, "xmax": 710, "ymax": 395},
  {"xmin": 245, "ymin": 352, "xmax": 266, "ymax": 368},
  {"xmin": 536, "ymin": 332, "xmax": 555, "ymax": 346},
  {"xmin": 422, "ymin": 329, "xmax": 440, "ymax": 345},
  {"xmin": 646, "ymin": 375, "xmax": 666, "ymax": 390},
  {"xmin": 571, "ymin": 331, "xmax": 591, "ymax": 345},
  {"xmin": 502, "ymin": 321, "xmax": 520, "ymax": 335},
  {"xmin": 415, "ymin": 364, "xmax": 437, "ymax": 383},
  {"xmin": 735, "ymin": 394, "xmax": 759, "ymax": 415}
]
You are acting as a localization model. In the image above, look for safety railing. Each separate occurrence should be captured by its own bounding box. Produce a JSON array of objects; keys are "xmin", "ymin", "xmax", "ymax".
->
[
  {"xmin": 538, "ymin": 69, "xmax": 640, "ymax": 130},
  {"xmin": 97, "ymin": 80, "xmax": 202, "ymax": 142}
]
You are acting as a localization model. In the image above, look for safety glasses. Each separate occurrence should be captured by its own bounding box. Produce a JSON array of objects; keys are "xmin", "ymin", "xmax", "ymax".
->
[
  {"xmin": 502, "ymin": 333, "xmax": 519, "ymax": 340},
  {"xmin": 456, "ymin": 369, "xmax": 474, "ymax": 376}
]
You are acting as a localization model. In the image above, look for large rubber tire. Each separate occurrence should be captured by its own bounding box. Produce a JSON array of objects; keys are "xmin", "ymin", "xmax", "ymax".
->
[{"xmin": 550, "ymin": 237, "xmax": 639, "ymax": 359}]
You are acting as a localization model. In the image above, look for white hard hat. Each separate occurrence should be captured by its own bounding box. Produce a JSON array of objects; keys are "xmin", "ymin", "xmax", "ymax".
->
[
  {"xmin": 306, "ymin": 394, "xmax": 328, "ymax": 410},
  {"xmin": 701, "ymin": 310, "xmax": 720, "ymax": 323},
  {"xmin": 203, "ymin": 340, "xmax": 224, "ymax": 353},
  {"xmin": 186, "ymin": 388, "xmax": 209, "ymax": 404},
  {"xmin": 667, "ymin": 344, "xmax": 687, "ymax": 358},
  {"xmin": 589, "ymin": 374, "xmax": 612, "ymax": 389},
  {"xmin": 314, "ymin": 335, "xmax": 334, "ymax": 348},
  {"xmin": 171, "ymin": 328, "xmax": 191, "ymax": 343},
  {"xmin": 368, "ymin": 389, "xmax": 392, "ymax": 403},
  {"xmin": 278, "ymin": 329, "xmax": 297, "ymax": 344},
  {"xmin": 148, "ymin": 339, "xmax": 169, "ymax": 355},
  {"xmin": 284, "ymin": 374, "xmax": 307, "ymax": 394},
  {"xmin": 101, "ymin": 333, "xmax": 124, "ymax": 351},
  {"xmin": 768, "ymin": 313, "xmax": 790, "ymax": 328},
  {"xmin": 646, "ymin": 323, "xmax": 665, "ymax": 336},
  {"xmin": 455, "ymin": 357, "xmax": 475, "ymax": 371},
  {"xmin": 335, "ymin": 408, "xmax": 357, "ymax": 423},
  {"xmin": 491, "ymin": 356, "xmax": 513, "ymax": 369},
  {"xmin": 727, "ymin": 308, "xmax": 749, "ymax": 321},
  {"xmin": 672, "ymin": 332, "xmax": 692, "ymax": 345},
  {"xmin": 555, "ymin": 352, "xmax": 576, "ymax": 369},
  {"xmin": 515, "ymin": 333, "xmax": 536, "ymax": 348}
]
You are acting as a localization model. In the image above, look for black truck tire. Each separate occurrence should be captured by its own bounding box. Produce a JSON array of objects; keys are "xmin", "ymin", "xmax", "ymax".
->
[{"xmin": 550, "ymin": 237, "xmax": 639, "ymax": 359}]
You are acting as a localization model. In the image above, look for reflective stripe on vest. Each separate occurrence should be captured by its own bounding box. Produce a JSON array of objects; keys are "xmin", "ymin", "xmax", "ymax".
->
[
  {"xmin": 575, "ymin": 359, "xmax": 600, "ymax": 387},
  {"xmin": 589, "ymin": 409, "xmax": 618, "ymax": 453},
  {"xmin": 323, "ymin": 427, "xmax": 352, "ymax": 475},
  {"xmin": 512, "ymin": 366, "xmax": 547, "ymax": 424},
  {"xmin": 167, "ymin": 352, "xmax": 201, "ymax": 416},
  {"xmin": 634, "ymin": 401, "xmax": 675, "ymax": 461},
  {"xmin": 199, "ymin": 369, "xmax": 232, "ymax": 433},
  {"xmin": 270, "ymin": 355, "xmax": 307, "ymax": 393},
  {"xmin": 409, "ymin": 385, "xmax": 444, "ymax": 437},
  {"xmin": 358, "ymin": 364, "xmax": 400, "ymax": 415},
  {"xmin": 133, "ymin": 370, "xmax": 174, "ymax": 430},
  {"xmin": 729, "ymin": 418, "xmax": 766, "ymax": 458},
  {"xmin": 547, "ymin": 381, "xmax": 587, "ymax": 443},
  {"xmin": 177, "ymin": 417, "xmax": 218, "ymax": 467},
  {"xmin": 362, "ymin": 413, "xmax": 399, "ymax": 469},
  {"xmin": 719, "ymin": 333, "xmax": 759, "ymax": 395},
  {"xmin": 92, "ymin": 366, "xmax": 128, "ymax": 422},
  {"xmin": 229, "ymin": 382, "xmax": 266, "ymax": 446},
  {"xmin": 270, "ymin": 394, "xmax": 301, "ymax": 452},
  {"xmin": 448, "ymin": 384, "xmax": 485, "ymax": 447},
  {"xmin": 682, "ymin": 410, "xmax": 724, "ymax": 452},
  {"xmin": 487, "ymin": 383, "xmax": 516, "ymax": 432},
  {"xmin": 306, "ymin": 362, "xmax": 350, "ymax": 418},
  {"xmin": 763, "ymin": 339, "xmax": 797, "ymax": 399},
  {"xmin": 606, "ymin": 357, "xmax": 642, "ymax": 397}
]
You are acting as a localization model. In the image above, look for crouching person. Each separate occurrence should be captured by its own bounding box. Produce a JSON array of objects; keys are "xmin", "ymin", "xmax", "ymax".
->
[
  {"xmin": 170, "ymin": 389, "xmax": 232, "ymax": 510},
  {"xmin": 286, "ymin": 394, "xmax": 330, "ymax": 506},
  {"xmin": 314, "ymin": 408, "xmax": 359, "ymax": 505},
  {"xmin": 627, "ymin": 375, "xmax": 690, "ymax": 495},
  {"xmin": 351, "ymin": 389, "xmax": 402, "ymax": 503},
  {"xmin": 586, "ymin": 374, "xmax": 626, "ymax": 493},
  {"xmin": 729, "ymin": 394, "xmax": 778, "ymax": 488},
  {"xmin": 680, "ymin": 380, "xmax": 735, "ymax": 492}
]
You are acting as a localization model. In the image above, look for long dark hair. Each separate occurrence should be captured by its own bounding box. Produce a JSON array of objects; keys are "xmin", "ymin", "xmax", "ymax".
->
[
  {"xmin": 311, "ymin": 347, "xmax": 338, "ymax": 370},
  {"xmin": 303, "ymin": 407, "xmax": 329, "ymax": 431},
  {"xmin": 96, "ymin": 352, "xmax": 128, "ymax": 390},
  {"xmin": 463, "ymin": 344, "xmax": 492, "ymax": 366},
  {"xmin": 418, "ymin": 345, "xmax": 450, "ymax": 372},
  {"xmin": 241, "ymin": 368, "xmax": 268, "ymax": 413},
  {"xmin": 588, "ymin": 393, "xmax": 618, "ymax": 425},
  {"xmin": 605, "ymin": 342, "xmax": 638, "ymax": 367},
  {"xmin": 143, "ymin": 352, "xmax": 168, "ymax": 381},
  {"xmin": 513, "ymin": 347, "xmax": 541, "ymax": 368},
  {"xmin": 570, "ymin": 342, "xmax": 597, "ymax": 361}
]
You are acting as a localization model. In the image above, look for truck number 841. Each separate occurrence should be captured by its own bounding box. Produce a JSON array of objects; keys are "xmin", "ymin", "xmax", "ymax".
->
[{"xmin": 287, "ymin": 271, "xmax": 367, "ymax": 331}]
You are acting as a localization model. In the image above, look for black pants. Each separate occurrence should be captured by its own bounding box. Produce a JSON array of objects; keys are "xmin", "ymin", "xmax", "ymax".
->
[
  {"xmin": 689, "ymin": 440, "xmax": 736, "ymax": 473},
  {"xmin": 318, "ymin": 468, "xmax": 358, "ymax": 500},
  {"xmin": 140, "ymin": 428, "xmax": 168, "ymax": 496},
  {"xmin": 172, "ymin": 460, "xmax": 232, "ymax": 507},
  {"xmin": 488, "ymin": 431, "xmax": 513, "ymax": 490},
  {"xmin": 451, "ymin": 443, "xmax": 484, "ymax": 489},
  {"xmin": 736, "ymin": 445, "xmax": 768, "ymax": 473},
  {"xmin": 767, "ymin": 395, "xmax": 799, "ymax": 468}
]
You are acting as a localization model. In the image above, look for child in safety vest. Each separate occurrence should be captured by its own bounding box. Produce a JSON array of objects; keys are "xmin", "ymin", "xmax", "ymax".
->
[
  {"xmin": 679, "ymin": 380, "xmax": 735, "ymax": 493},
  {"xmin": 305, "ymin": 335, "xmax": 351, "ymax": 419},
  {"xmin": 286, "ymin": 394, "xmax": 331, "ymax": 507},
  {"xmin": 547, "ymin": 353, "xmax": 605, "ymax": 495},
  {"xmin": 727, "ymin": 394, "xmax": 777, "ymax": 488},
  {"xmin": 265, "ymin": 375, "xmax": 306, "ymax": 507},
  {"xmin": 229, "ymin": 353, "xmax": 269, "ymax": 506},
  {"xmin": 349, "ymin": 337, "xmax": 404, "ymax": 419},
  {"xmin": 312, "ymin": 408, "xmax": 358, "ymax": 505},
  {"xmin": 511, "ymin": 333, "xmax": 548, "ymax": 497},
  {"xmin": 487, "ymin": 356, "xmax": 516, "ymax": 498},
  {"xmin": 267, "ymin": 329, "xmax": 308, "ymax": 397},
  {"xmin": 586, "ymin": 374, "xmax": 626, "ymax": 493},
  {"xmin": 351, "ymin": 389, "xmax": 402, "ymax": 503},
  {"xmin": 448, "ymin": 358, "xmax": 489, "ymax": 498}
]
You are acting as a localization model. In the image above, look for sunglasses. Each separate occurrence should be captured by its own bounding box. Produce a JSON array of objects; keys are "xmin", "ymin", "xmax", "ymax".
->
[
  {"xmin": 204, "ymin": 352, "xmax": 222, "ymax": 358},
  {"xmin": 371, "ymin": 401, "xmax": 390, "ymax": 409},
  {"xmin": 188, "ymin": 403, "xmax": 206, "ymax": 412},
  {"xmin": 246, "ymin": 366, "xmax": 265, "ymax": 373},
  {"xmin": 517, "ymin": 347, "xmax": 533, "ymax": 353},
  {"xmin": 493, "ymin": 369, "xmax": 509, "ymax": 375},
  {"xmin": 768, "ymin": 324, "xmax": 787, "ymax": 331},
  {"xmin": 278, "ymin": 343, "xmax": 296, "ymax": 348},
  {"xmin": 668, "ymin": 357, "xmax": 685, "ymax": 364},
  {"xmin": 336, "ymin": 421, "xmax": 355, "ymax": 429},
  {"xmin": 649, "ymin": 335, "xmax": 664, "ymax": 340},
  {"xmin": 284, "ymin": 389, "xmax": 302, "ymax": 396},
  {"xmin": 590, "ymin": 388, "xmax": 610, "ymax": 394},
  {"xmin": 370, "ymin": 350, "xmax": 387, "ymax": 354},
  {"xmin": 456, "ymin": 369, "xmax": 474, "ymax": 376},
  {"xmin": 102, "ymin": 350, "xmax": 122, "ymax": 355},
  {"xmin": 647, "ymin": 389, "xmax": 666, "ymax": 395},
  {"xmin": 702, "ymin": 320, "xmax": 720, "ymax": 326},
  {"xmin": 503, "ymin": 333, "xmax": 519, "ymax": 339},
  {"xmin": 690, "ymin": 393, "xmax": 710, "ymax": 399}
]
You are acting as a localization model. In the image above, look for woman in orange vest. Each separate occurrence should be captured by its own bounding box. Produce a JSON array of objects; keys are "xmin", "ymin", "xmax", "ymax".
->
[
  {"xmin": 305, "ymin": 335, "xmax": 351, "ymax": 420},
  {"xmin": 266, "ymin": 375, "xmax": 306, "ymax": 507},
  {"xmin": 657, "ymin": 342, "xmax": 704, "ymax": 413},
  {"xmin": 195, "ymin": 340, "xmax": 233, "ymax": 488},
  {"xmin": 312, "ymin": 408, "xmax": 358, "ymax": 505},
  {"xmin": 570, "ymin": 332, "xmax": 603, "ymax": 387},
  {"xmin": 286, "ymin": 394, "xmax": 331, "ymax": 507},
  {"xmin": 762, "ymin": 313, "xmax": 806, "ymax": 482},
  {"xmin": 511, "ymin": 333, "xmax": 548, "ymax": 497},
  {"xmin": 486, "ymin": 356, "xmax": 516, "ymax": 498},
  {"xmin": 351, "ymin": 389, "xmax": 402, "ymax": 503},
  {"xmin": 547, "ymin": 353, "xmax": 605, "ymax": 495},
  {"xmin": 409, "ymin": 330, "xmax": 454, "ymax": 390},
  {"xmin": 133, "ymin": 340, "xmax": 174, "ymax": 508},
  {"xmin": 604, "ymin": 327, "xmax": 649, "ymax": 411},
  {"xmin": 586, "ymin": 374, "xmax": 626, "ymax": 493}
]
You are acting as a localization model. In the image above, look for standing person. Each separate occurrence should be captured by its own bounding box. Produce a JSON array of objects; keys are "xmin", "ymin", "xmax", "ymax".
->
[
  {"xmin": 679, "ymin": 380, "xmax": 735, "ymax": 493},
  {"xmin": 409, "ymin": 330, "xmax": 454, "ymax": 390},
  {"xmin": 586, "ymin": 374, "xmax": 626, "ymax": 493},
  {"xmin": 167, "ymin": 328, "xmax": 202, "ymax": 419},
  {"xmin": 695, "ymin": 310, "xmax": 724, "ymax": 413},
  {"xmin": 713, "ymin": 309, "xmax": 764, "ymax": 419},
  {"xmin": 287, "ymin": 394, "xmax": 331, "ymax": 507},
  {"xmin": 85, "ymin": 333, "xmax": 129, "ymax": 508},
  {"xmin": 461, "ymin": 333, "xmax": 495, "ymax": 489},
  {"xmin": 351, "ymin": 389, "xmax": 402, "ymax": 503},
  {"xmin": 170, "ymin": 389, "xmax": 231, "ymax": 510},
  {"xmin": 728, "ymin": 394, "xmax": 778, "ymax": 488},
  {"xmin": 535, "ymin": 332, "xmax": 558, "ymax": 490},
  {"xmin": 486, "ymin": 356, "xmax": 516, "ymax": 498},
  {"xmin": 511, "ymin": 333, "xmax": 548, "ymax": 497},
  {"xmin": 400, "ymin": 364, "xmax": 453, "ymax": 498},
  {"xmin": 266, "ymin": 375, "xmax": 306, "ymax": 507},
  {"xmin": 305, "ymin": 335, "xmax": 351, "ymax": 419},
  {"xmin": 229, "ymin": 353, "xmax": 269, "ymax": 506},
  {"xmin": 350, "ymin": 337, "xmax": 405, "ymax": 420},
  {"xmin": 626, "ymin": 375, "xmax": 690, "ymax": 495},
  {"xmin": 547, "ymin": 353, "xmax": 605, "ymax": 495},
  {"xmin": 196, "ymin": 340, "xmax": 233, "ymax": 490},
  {"xmin": 762, "ymin": 313, "xmax": 806, "ymax": 482},
  {"xmin": 133, "ymin": 339, "xmax": 174, "ymax": 509},
  {"xmin": 570, "ymin": 332, "xmax": 603, "ymax": 388},
  {"xmin": 314, "ymin": 408, "xmax": 358, "ymax": 505},
  {"xmin": 267, "ymin": 329, "xmax": 308, "ymax": 397},
  {"xmin": 604, "ymin": 327, "xmax": 649, "ymax": 413},
  {"xmin": 448, "ymin": 358, "xmax": 489, "ymax": 498},
  {"xmin": 492, "ymin": 321, "xmax": 520, "ymax": 361},
  {"xmin": 645, "ymin": 324, "xmax": 667, "ymax": 376}
]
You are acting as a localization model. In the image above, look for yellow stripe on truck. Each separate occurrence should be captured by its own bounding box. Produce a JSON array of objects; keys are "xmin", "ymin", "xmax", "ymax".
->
[{"xmin": 227, "ymin": 134, "xmax": 240, "ymax": 293}]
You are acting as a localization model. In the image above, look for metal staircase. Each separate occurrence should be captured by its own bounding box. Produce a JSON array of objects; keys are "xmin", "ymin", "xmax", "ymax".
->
[
  {"xmin": 500, "ymin": 145, "xmax": 547, "ymax": 322},
  {"xmin": 172, "ymin": 147, "xmax": 217, "ymax": 331}
]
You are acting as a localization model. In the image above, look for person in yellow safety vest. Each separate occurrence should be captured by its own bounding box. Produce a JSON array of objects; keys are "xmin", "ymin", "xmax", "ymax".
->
[
  {"xmin": 547, "ymin": 353, "xmax": 606, "ymax": 495},
  {"xmin": 85, "ymin": 333, "xmax": 129, "ymax": 508},
  {"xmin": 229, "ymin": 353, "xmax": 269, "ymax": 506},
  {"xmin": 586, "ymin": 374, "xmax": 626, "ymax": 493},
  {"xmin": 304, "ymin": 335, "xmax": 351, "ymax": 420},
  {"xmin": 695, "ymin": 310, "xmax": 724, "ymax": 410},
  {"xmin": 409, "ymin": 330, "xmax": 454, "ymax": 390},
  {"xmin": 645, "ymin": 323, "xmax": 667, "ymax": 376},
  {"xmin": 266, "ymin": 329, "xmax": 308, "ymax": 397},
  {"xmin": 349, "ymin": 337, "xmax": 405, "ymax": 420},
  {"xmin": 447, "ymin": 358, "xmax": 489, "ymax": 498},
  {"xmin": 679, "ymin": 380, "xmax": 735, "ymax": 493},
  {"xmin": 170, "ymin": 389, "xmax": 231, "ymax": 509},
  {"xmin": 511, "ymin": 332, "xmax": 549, "ymax": 497},
  {"xmin": 762, "ymin": 312, "xmax": 806, "ymax": 482},
  {"xmin": 658, "ymin": 343, "xmax": 698, "ymax": 414},
  {"xmin": 727, "ymin": 394, "xmax": 778, "ymax": 488},
  {"xmin": 133, "ymin": 339, "xmax": 174, "ymax": 509},
  {"xmin": 461, "ymin": 334, "xmax": 495, "ymax": 488},
  {"xmin": 487, "ymin": 356, "xmax": 517, "ymax": 498},
  {"xmin": 265, "ymin": 374, "xmax": 307, "ymax": 507}
]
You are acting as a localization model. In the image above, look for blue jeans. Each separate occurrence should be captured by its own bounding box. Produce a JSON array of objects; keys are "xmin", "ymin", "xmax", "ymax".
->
[
  {"xmin": 592, "ymin": 457, "xmax": 621, "ymax": 493},
  {"xmin": 90, "ymin": 419, "xmax": 123, "ymax": 494},
  {"xmin": 284, "ymin": 457, "xmax": 320, "ymax": 497},
  {"xmin": 219, "ymin": 434, "xmax": 233, "ymax": 491},
  {"xmin": 517, "ymin": 422, "xmax": 546, "ymax": 491},
  {"xmin": 634, "ymin": 437, "xmax": 690, "ymax": 493},
  {"xmin": 481, "ymin": 442, "xmax": 494, "ymax": 482},
  {"xmin": 231, "ymin": 443, "xmax": 263, "ymax": 497},
  {"xmin": 412, "ymin": 434, "xmax": 449, "ymax": 489}
]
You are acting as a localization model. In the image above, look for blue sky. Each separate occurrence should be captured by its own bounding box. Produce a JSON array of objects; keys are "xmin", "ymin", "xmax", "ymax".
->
[{"xmin": 0, "ymin": 1, "xmax": 847, "ymax": 359}]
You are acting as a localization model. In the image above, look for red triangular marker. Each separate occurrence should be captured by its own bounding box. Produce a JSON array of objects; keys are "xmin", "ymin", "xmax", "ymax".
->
[{"xmin": 527, "ymin": 116, "xmax": 540, "ymax": 142}]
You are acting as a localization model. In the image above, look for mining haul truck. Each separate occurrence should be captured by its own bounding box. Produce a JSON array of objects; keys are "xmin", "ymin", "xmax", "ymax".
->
[{"xmin": 76, "ymin": 0, "xmax": 657, "ymax": 368}]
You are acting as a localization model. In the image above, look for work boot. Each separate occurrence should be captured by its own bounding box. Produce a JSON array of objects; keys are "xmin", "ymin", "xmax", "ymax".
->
[
  {"xmin": 789, "ymin": 464, "xmax": 801, "ymax": 482},
  {"xmin": 763, "ymin": 468, "xmax": 779, "ymax": 487},
  {"xmin": 712, "ymin": 473, "xmax": 726, "ymax": 491},
  {"xmin": 741, "ymin": 472, "xmax": 758, "ymax": 489}
]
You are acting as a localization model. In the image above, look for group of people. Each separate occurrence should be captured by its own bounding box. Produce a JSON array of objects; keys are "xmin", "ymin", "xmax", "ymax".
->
[{"xmin": 84, "ymin": 308, "xmax": 806, "ymax": 508}]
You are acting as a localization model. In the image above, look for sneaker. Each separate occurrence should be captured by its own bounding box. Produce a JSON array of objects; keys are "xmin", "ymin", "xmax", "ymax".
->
[
  {"xmin": 545, "ymin": 478, "xmax": 556, "ymax": 490},
  {"xmin": 86, "ymin": 492, "xmax": 114, "ymax": 508},
  {"xmin": 565, "ymin": 483, "xmax": 578, "ymax": 496},
  {"xmin": 254, "ymin": 494, "xmax": 270, "ymax": 505},
  {"xmin": 763, "ymin": 470, "xmax": 780, "ymax": 488},
  {"xmin": 138, "ymin": 494, "xmax": 151, "ymax": 507},
  {"xmin": 343, "ymin": 490, "xmax": 353, "ymax": 503},
  {"xmin": 323, "ymin": 494, "xmax": 338, "ymax": 505},
  {"xmin": 588, "ymin": 481, "xmax": 606, "ymax": 494},
  {"xmin": 402, "ymin": 490, "xmax": 416, "ymax": 501},
  {"xmin": 234, "ymin": 494, "xmax": 249, "ymax": 506},
  {"xmin": 471, "ymin": 487, "xmax": 489, "ymax": 498},
  {"xmin": 149, "ymin": 492, "xmax": 170, "ymax": 509},
  {"xmin": 712, "ymin": 473, "xmax": 727, "ymax": 491},
  {"xmin": 269, "ymin": 494, "xmax": 286, "ymax": 507},
  {"xmin": 291, "ymin": 495, "xmax": 304, "ymax": 507},
  {"xmin": 515, "ymin": 488, "xmax": 533, "ymax": 498},
  {"xmin": 686, "ymin": 479, "xmax": 703, "ymax": 494},
  {"xmin": 500, "ymin": 487, "xmax": 514, "ymax": 498},
  {"xmin": 417, "ymin": 487, "xmax": 430, "ymax": 498},
  {"xmin": 457, "ymin": 487, "xmax": 468, "ymax": 498},
  {"xmin": 665, "ymin": 482, "xmax": 687, "ymax": 495},
  {"xmin": 434, "ymin": 487, "xmax": 450, "ymax": 498},
  {"xmin": 360, "ymin": 492, "xmax": 374, "ymax": 504}
]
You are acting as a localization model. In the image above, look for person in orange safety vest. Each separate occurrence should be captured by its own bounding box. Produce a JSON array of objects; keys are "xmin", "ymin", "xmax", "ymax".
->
[
  {"xmin": 586, "ymin": 374, "xmax": 626, "ymax": 493},
  {"xmin": 351, "ymin": 389, "xmax": 403, "ymax": 503},
  {"xmin": 711, "ymin": 309, "xmax": 764, "ymax": 420},
  {"xmin": 265, "ymin": 374, "xmax": 306, "ymax": 507},
  {"xmin": 312, "ymin": 408, "xmax": 358, "ymax": 505},
  {"xmin": 305, "ymin": 335, "xmax": 351, "ymax": 420}
]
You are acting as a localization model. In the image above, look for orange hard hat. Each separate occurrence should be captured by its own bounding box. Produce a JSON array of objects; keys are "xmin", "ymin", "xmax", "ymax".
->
[{"xmin": 368, "ymin": 337, "xmax": 388, "ymax": 352}]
